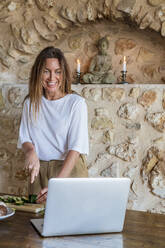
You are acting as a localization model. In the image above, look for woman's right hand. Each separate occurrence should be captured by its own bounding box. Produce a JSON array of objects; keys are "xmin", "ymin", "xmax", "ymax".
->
[
  {"xmin": 23, "ymin": 142, "xmax": 40, "ymax": 184},
  {"xmin": 25, "ymin": 150, "xmax": 40, "ymax": 184}
]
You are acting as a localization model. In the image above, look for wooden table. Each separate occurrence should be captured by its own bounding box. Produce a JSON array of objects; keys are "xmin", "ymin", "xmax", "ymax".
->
[{"xmin": 0, "ymin": 210, "xmax": 165, "ymax": 248}]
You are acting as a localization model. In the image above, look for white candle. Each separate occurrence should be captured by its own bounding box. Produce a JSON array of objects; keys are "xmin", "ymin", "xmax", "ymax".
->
[
  {"xmin": 123, "ymin": 56, "xmax": 127, "ymax": 72},
  {"xmin": 77, "ymin": 59, "xmax": 80, "ymax": 73}
]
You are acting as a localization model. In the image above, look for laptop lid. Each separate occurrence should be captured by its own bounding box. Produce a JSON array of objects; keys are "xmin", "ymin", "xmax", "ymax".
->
[{"xmin": 41, "ymin": 177, "xmax": 130, "ymax": 237}]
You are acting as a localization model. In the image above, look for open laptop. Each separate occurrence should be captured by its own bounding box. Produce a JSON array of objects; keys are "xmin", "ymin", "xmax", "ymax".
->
[{"xmin": 31, "ymin": 177, "xmax": 130, "ymax": 237}]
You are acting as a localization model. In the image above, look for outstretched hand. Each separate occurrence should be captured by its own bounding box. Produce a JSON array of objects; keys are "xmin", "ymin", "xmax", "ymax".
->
[{"xmin": 25, "ymin": 150, "xmax": 40, "ymax": 184}]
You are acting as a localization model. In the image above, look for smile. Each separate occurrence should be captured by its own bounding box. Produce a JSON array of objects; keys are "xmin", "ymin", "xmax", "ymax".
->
[{"xmin": 47, "ymin": 82, "xmax": 57, "ymax": 86}]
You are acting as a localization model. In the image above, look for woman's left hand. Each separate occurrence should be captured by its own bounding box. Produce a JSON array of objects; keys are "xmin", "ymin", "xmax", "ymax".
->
[{"xmin": 36, "ymin": 187, "xmax": 48, "ymax": 203}]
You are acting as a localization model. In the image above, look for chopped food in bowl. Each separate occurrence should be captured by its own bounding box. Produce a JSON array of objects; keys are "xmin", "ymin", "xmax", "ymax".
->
[{"xmin": 0, "ymin": 202, "xmax": 7, "ymax": 216}]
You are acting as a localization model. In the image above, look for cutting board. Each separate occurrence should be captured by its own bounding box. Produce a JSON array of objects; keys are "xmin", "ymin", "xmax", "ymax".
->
[{"xmin": 6, "ymin": 203, "xmax": 45, "ymax": 213}]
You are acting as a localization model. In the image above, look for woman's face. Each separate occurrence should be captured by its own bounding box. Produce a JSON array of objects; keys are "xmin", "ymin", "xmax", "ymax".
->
[{"xmin": 42, "ymin": 58, "xmax": 63, "ymax": 99}]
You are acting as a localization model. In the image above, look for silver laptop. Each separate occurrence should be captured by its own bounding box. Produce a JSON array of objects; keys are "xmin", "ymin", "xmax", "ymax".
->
[{"xmin": 31, "ymin": 177, "xmax": 130, "ymax": 237}]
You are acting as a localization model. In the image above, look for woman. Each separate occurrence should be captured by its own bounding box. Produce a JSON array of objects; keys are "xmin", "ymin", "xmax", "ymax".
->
[{"xmin": 17, "ymin": 46, "xmax": 89, "ymax": 203}]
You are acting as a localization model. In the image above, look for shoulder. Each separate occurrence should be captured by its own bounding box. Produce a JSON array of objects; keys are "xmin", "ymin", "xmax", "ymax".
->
[
  {"xmin": 23, "ymin": 95, "xmax": 30, "ymax": 103},
  {"xmin": 22, "ymin": 97, "xmax": 30, "ymax": 108},
  {"xmin": 67, "ymin": 93, "xmax": 87, "ymax": 111},
  {"xmin": 68, "ymin": 93, "xmax": 85, "ymax": 101}
]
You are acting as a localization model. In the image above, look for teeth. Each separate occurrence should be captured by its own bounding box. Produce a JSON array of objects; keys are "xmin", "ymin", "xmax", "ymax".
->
[{"xmin": 48, "ymin": 82, "xmax": 56, "ymax": 85}]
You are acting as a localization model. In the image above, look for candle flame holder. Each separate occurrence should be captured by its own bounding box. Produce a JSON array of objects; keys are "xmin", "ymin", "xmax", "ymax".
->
[
  {"xmin": 119, "ymin": 70, "xmax": 129, "ymax": 84},
  {"xmin": 73, "ymin": 71, "xmax": 82, "ymax": 84}
]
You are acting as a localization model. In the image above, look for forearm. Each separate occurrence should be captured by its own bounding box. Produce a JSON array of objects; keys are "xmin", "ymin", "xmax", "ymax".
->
[{"xmin": 57, "ymin": 150, "xmax": 80, "ymax": 178}]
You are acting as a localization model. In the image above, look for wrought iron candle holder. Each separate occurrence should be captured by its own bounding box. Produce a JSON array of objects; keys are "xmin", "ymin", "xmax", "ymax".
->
[
  {"xmin": 73, "ymin": 71, "xmax": 82, "ymax": 84},
  {"xmin": 76, "ymin": 72, "xmax": 81, "ymax": 84},
  {"xmin": 119, "ymin": 70, "xmax": 129, "ymax": 84}
]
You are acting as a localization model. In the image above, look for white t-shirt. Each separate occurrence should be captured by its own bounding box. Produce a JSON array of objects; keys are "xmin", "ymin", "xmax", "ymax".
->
[{"xmin": 17, "ymin": 94, "xmax": 89, "ymax": 161}]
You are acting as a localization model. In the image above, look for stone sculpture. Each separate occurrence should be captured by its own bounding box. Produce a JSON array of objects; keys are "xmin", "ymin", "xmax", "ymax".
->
[{"xmin": 83, "ymin": 36, "xmax": 116, "ymax": 84}]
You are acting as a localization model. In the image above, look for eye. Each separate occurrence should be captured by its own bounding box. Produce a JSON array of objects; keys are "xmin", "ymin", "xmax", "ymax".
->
[
  {"xmin": 43, "ymin": 69, "xmax": 49, "ymax": 74},
  {"xmin": 56, "ymin": 70, "xmax": 62, "ymax": 75}
]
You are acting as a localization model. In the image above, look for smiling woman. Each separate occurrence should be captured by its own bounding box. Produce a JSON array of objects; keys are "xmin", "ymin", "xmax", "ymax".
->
[{"xmin": 17, "ymin": 47, "xmax": 89, "ymax": 203}]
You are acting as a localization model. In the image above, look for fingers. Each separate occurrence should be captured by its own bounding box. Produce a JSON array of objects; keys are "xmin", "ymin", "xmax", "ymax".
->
[
  {"xmin": 31, "ymin": 171, "xmax": 35, "ymax": 184},
  {"xmin": 24, "ymin": 159, "xmax": 40, "ymax": 183},
  {"xmin": 24, "ymin": 162, "xmax": 34, "ymax": 173},
  {"xmin": 31, "ymin": 166, "xmax": 39, "ymax": 184},
  {"xmin": 28, "ymin": 164, "xmax": 33, "ymax": 170},
  {"xmin": 37, "ymin": 188, "xmax": 48, "ymax": 203},
  {"xmin": 37, "ymin": 194, "xmax": 47, "ymax": 204},
  {"xmin": 38, "ymin": 187, "xmax": 48, "ymax": 196}
]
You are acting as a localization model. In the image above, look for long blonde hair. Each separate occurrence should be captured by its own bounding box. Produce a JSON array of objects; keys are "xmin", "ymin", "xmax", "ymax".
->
[{"xmin": 25, "ymin": 46, "xmax": 71, "ymax": 117}]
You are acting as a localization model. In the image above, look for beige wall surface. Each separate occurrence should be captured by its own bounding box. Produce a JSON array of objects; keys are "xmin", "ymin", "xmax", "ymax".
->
[
  {"xmin": 0, "ymin": 0, "xmax": 165, "ymax": 213},
  {"xmin": 1, "ymin": 83, "xmax": 165, "ymax": 214}
]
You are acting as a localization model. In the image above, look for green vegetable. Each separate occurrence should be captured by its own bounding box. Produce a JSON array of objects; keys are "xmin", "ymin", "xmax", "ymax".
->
[
  {"xmin": 29, "ymin": 194, "xmax": 37, "ymax": 204},
  {"xmin": 6, "ymin": 196, "xmax": 15, "ymax": 203},
  {"xmin": 21, "ymin": 196, "xmax": 29, "ymax": 203},
  {"xmin": 15, "ymin": 200, "xmax": 24, "ymax": 205},
  {"xmin": 0, "ymin": 194, "xmax": 38, "ymax": 205}
]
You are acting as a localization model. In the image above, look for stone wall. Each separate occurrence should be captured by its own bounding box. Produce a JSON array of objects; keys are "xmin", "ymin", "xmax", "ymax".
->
[
  {"xmin": 1, "ymin": 83, "xmax": 165, "ymax": 214},
  {"xmin": 0, "ymin": 0, "xmax": 164, "ymax": 84},
  {"xmin": 80, "ymin": 84, "xmax": 165, "ymax": 213},
  {"xmin": 0, "ymin": 0, "xmax": 165, "ymax": 213}
]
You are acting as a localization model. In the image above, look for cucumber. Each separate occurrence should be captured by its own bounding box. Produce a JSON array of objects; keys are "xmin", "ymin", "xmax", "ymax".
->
[
  {"xmin": 15, "ymin": 200, "xmax": 24, "ymax": 205},
  {"xmin": 21, "ymin": 196, "xmax": 29, "ymax": 203}
]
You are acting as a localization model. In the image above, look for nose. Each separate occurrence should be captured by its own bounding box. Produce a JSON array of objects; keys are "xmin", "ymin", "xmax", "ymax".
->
[{"xmin": 49, "ymin": 71, "xmax": 56, "ymax": 81}]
